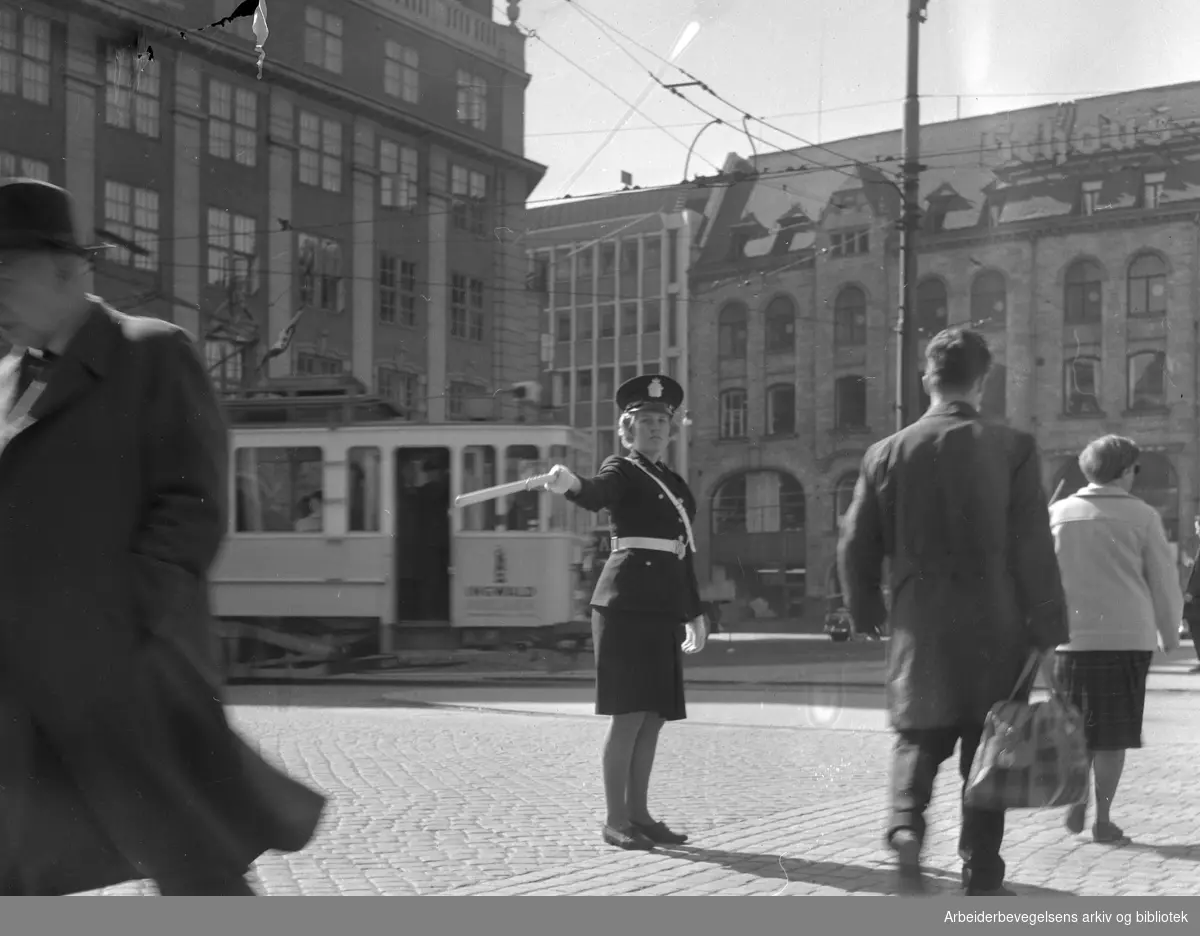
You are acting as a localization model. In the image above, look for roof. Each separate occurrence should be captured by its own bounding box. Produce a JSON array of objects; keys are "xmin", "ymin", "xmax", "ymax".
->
[
  {"xmin": 695, "ymin": 80, "xmax": 1200, "ymax": 274},
  {"xmin": 525, "ymin": 184, "xmax": 709, "ymax": 240}
]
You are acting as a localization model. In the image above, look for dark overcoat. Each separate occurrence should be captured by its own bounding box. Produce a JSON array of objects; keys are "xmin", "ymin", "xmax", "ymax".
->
[
  {"xmin": 836, "ymin": 401, "xmax": 1069, "ymax": 731},
  {"xmin": 0, "ymin": 301, "xmax": 325, "ymax": 895},
  {"xmin": 566, "ymin": 451, "xmax": 703, "ymax": 623}
]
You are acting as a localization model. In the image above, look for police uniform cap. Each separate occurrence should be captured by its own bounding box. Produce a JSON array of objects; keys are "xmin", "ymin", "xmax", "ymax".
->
[{"xmin": 615, "ymin": 373, "xmax": 684, "ymax": 417}]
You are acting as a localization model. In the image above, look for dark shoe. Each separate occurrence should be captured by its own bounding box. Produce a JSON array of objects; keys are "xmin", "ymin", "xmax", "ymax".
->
[
  {"xmin": 603, "ymin": 824, "xmax": 655, "ymax": 851},
  {"xmin": 890, "ymin": 829, "xmax": 927, "ymax": 895},
  {"xmin": 1064, "ymin": 801, "xmax": 1087, "ymax": 835},
  {"xmin": 631, "ymin": 820, "xmax": 688, "ymax": 845},
  {"xmin": 966, "ymin": 884, "xmax": 1017, "ymax": 896},
  {"xmin": 1092, "ymin": 821, "xmax": 1130, "ymax": 845}
]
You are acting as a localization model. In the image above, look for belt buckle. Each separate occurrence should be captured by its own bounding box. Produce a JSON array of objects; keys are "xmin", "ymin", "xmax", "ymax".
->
[{"xmin": 674, "ymin": 538, "xmax": 685, "ymax": 559}]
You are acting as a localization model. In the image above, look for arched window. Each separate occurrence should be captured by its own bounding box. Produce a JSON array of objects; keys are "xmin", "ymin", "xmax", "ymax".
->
[
  {"xmin": 1132, "ymin": 452, "xmax": 1179, "ymax": 541},
  {"xmin": 833, "ymin": 471, "xmax": 858, "ymax": 528},
  {"xmin": 718, "ymin": 302, "xmax": 747, "ymax": 360},
  {"xmin": 834, "ymin": 375, "xmax": 867, "ymax": 429},
  {"xmin": 1127, "ymin": 350, "xmax": 1167, "ymax": 411},
  {"xmin": 834, "ymin": 286, "xmax": 867, "ymax": 347},
  {"xmin": 1128, "ymin": 253, "xmax": 1167, "ymax": 317},
  {"xmin": 970, "ymin": 270, "xmax": 1007, "ymax": 331},
  {"xmin": 1063, "ymin": 355, "xmax": 1102, "ymax": 416},
  {"xmin": 915, "ymin": 277, "xmax": 948, "ymax": 338},
  {"xmin": 764, "ymin": 295, "xmax": 796, "ymax": 354},
  {"xmin": 719, "ymin": 388, "xmax": 748, "ymax": 439},
  {"xmin": 1064, "ymin": 259, "xmax": 1104, "ymax": 324},
  {"xmin": 710, "ymin": 470, "xmax": 806, "ymax": 535}
]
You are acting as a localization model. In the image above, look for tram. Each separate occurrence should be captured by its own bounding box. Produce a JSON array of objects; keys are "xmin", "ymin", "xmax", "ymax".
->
[{"xmin": 212, "ymin": 379, "xmax": 596, "ymax": 675}]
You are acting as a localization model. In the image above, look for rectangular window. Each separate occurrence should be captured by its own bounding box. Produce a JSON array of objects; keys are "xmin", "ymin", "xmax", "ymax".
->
[
  {"xmin": 208, "ymin": 80, "xmax": 257, "ymax": 166},
  {"xmin": 296, "ymin": 351, "xmax": 343, "ymax": 375},
  {"xmin": 104, "ymin": 47, "xmax": 160, "ymax": 136},
  {"xmin": 599, "ymin": 243, "xmax": 616, "ymax": 276},
  {"xmin": 450, "ymin": 165, "xmax": 487, "ymax": 235},
  {"xmin": 829, "ymin": 229, "xmax": 869, "ymax": 258},
  {"xmin": 206, "ymin": 207, "xmax": 257, "ymax": 290},
  {"xmin": 576, "ymin": 369, "xmax": 592, "ymax": 403},
  {"xmin": 667, "ymin": 295, "xmax": 679, "ymax": 346},
  {"xmin": 643, "ymin": 237, "xmax": 662, "ymax": 270},
  {"xmin": 449, "ymin": 381, "xmax": 484, "ymax": 419},
  {"xmin": 383, "ymin": 41, "xmax": 419, "ymax": 103},
  {"xmin": 599, "ymin": 304, "xmax": 615, "ymax": 339},
  {"xmin": 205, "ymin": 339, "xmax": 243, "ymax": 394},
  {"xmin": 835, "ymin": 375, "xmax": 867, "ymax": 429},
  {"xmin": 103, "ymin": 181, "xmax": 159, "ymax": 271},
  {"xmin": 644, "ymin": 298, "xmax": 661, "ymax": 334},
  {"xmin": 556, "ymin": 310, "xmax": 572, "ymax": 342},
  {"xmin": 378, "ymin": 365, "xmax": 418, "ymax": 415},
  {"xmin": 455, "ymin": 69, "xmax": 487, "ymax": 130},
  {"xmin": 450, "ymin": 272, "xmax": 468, "ymax": 339},
  {"xmin": 719, "ymin": 389, "xmax": 747, "ymax": 439},
  {"xmin": 378, "ymin": 253, "xmax": 397, "ymax": 324},
  {"xmin": 621, "ymin": 239, "xmax": 639, "ymax": 274},
  {"xmin": 233, "ymin": 447, "xmax": 324, "ymax": 533},
  {"xmin": 0, "ymin": 10, "xmax": 49, "ymax": 104},
  {"xmin": 298, "ymin": 111, "xmax": 341, "ymax": 192},
  {"xmin": 468, "ymin": 278, "xmax": 485, "ymax": 342},
  {"xmin": 767, "ymin": 384, "xmax": 796, "ymax": 435},
  {"xmin": 379, "ymin": 139, "xmax": 419, "ymax": 208},
  {"xmin": 0, "ymin": 151, "xmax": 49, "ymax": 181},
  {"xmin": 576, "ymin": 307, "xmax": 592, "ymax": 341},
  {"xmin": 398, "ymin": 261, "xmax": 417, "ymax": 327},
  {"xmin": 1127, "ymin": 351, "xmax": 1167, "ymax": 412},
  {"xmin": 347, "ymin": 447, "xmax": 382, "ymax": 532},
  {"xmin": 620, "ymin": 302, "xmax": 638, "ymax": 336},
  {"xmin": 597, "ymin": 367, "xmax": 614, "ymax": 404},
  {"xmin": 1063, "ymin": 357, "xmax": 1102, "ymax": 416},
  {"xmin": 304, "ymin": 7, "xmax": 343, "ymax": 74},
  {"xmin": 1143, "ymin": 171, "xmax": 1166, "ymax": 210},
  {"xmin": 296, "ymin": 232, "xmax": 343, "ymax": 312}
]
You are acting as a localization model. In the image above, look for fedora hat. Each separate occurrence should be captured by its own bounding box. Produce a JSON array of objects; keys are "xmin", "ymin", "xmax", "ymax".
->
[{"xmin": 0, "ymin": 177, "xmax": 107, "ymax": 257}]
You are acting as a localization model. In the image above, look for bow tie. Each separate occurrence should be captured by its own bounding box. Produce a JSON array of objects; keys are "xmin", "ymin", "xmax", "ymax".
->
[{"xmin": 16, "ymin": 348, "xmax": 59, "ymax": 398}]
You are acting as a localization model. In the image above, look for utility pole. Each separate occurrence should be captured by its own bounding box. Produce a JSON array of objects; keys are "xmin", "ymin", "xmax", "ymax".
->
[{"xmin": 896, "ymin": 0, "xmax": 929, "ymax": 431}]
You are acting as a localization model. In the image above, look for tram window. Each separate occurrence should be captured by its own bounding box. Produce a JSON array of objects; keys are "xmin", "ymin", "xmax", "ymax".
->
[
  {"xmin": 504, "ymin": 445, "xmax": 542, "ymax": 532},
  {"xmin": 347, "ymin": 447, "xmax": 381, "ymax": 532},
  {"xmin": 461, "ymin": 445, "xmax": 499, "ymax": 531},
  {"xmin": 234, "ymin": 447, "xmax": 324, "ymax": 533}
]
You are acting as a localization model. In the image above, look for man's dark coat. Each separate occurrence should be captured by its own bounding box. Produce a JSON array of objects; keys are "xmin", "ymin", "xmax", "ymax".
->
[
  {"xmin": 0, "ymin": 301, "xmax": 325, "ymax": 895},
  {"xmin": 836, "ymin": 401, "xmax": 1069, "ymax": 731}
]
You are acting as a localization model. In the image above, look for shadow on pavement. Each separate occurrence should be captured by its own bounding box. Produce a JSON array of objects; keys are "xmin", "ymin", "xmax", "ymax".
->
[
  {"xmin": 650, "ymin": 845, "xmax": 1075, "ymax": 896},
  {"xmin": 1121, "ymin": 842, "xmax": 1200, "ymax": 862}
]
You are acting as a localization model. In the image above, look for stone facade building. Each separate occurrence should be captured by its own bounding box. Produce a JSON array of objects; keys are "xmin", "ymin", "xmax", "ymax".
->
[
  {"xmin": 687, "ymin": 82, "xmax": 1200, "ymax": 625},
  {"xmin": 0, "ymin": 0, "xmax": 544, "ymax": 420}
]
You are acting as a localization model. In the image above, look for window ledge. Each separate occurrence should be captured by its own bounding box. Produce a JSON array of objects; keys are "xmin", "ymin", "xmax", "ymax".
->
[{"xmin": 1122, "ymin": 407, "xmax": 1170, "ymax": 417}]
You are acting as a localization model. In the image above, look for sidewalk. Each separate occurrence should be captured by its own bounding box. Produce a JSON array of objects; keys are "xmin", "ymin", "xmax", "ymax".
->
[{"xmin": 236, "ymin": 638, "xmax": 1200, "ymax": 692}]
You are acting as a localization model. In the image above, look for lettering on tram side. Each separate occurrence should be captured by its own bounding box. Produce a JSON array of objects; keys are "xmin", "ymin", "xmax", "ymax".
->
[{"xmin": 463, "ymin": 585, "xmax": 538, "ymax": 618}]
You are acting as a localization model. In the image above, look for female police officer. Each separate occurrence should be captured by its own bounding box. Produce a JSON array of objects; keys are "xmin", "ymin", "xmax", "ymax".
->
[{"xmin": 545, "ymin": 374, "xmax": 708, "ymax": 851}]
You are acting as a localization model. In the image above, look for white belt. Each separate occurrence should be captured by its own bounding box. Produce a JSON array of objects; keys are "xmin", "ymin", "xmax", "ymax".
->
[{"xmin": 612, "ymin": 536, "xmax": 686, "ymax": 559}]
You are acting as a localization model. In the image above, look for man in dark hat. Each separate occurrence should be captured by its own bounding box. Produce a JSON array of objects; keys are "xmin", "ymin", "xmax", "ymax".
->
[
  {"xmin": 0, "ymin": 178, "xmax": 326, "ymax": 895},
  {"xmin": 543, "ymin": 373, "xmax": 708, "ymax": 851}
]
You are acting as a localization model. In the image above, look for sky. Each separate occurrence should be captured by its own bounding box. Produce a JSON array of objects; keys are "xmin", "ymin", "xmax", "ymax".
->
[{"xmin": 505, "ymin": 0, "xmax": 1200, "ymax": 204}]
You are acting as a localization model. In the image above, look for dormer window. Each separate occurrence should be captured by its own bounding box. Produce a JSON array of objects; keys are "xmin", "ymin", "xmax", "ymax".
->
[
  {"xmin": 1143, "ymin": 172, "xmax": 1165, "ymax": 210},
  {"xmin": 829, "ymin": 229, "xmax": 869, "ymax": 258},
  {"xmin": 1081, "ymin": 180, "xmax": 1103, "ymax": 217}
]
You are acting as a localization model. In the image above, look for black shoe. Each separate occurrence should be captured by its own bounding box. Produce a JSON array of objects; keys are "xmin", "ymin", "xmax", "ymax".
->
[
  {"xmin": 890, "ymin": 829, "xmax": 927, "ymax": 895},
  {"xmin": 631, "ymin": 820, "xmax": 688, "ymax": 845},
  {"xmin": 603, "ymin": 824, "xmax": 655, "ymax": 851}
]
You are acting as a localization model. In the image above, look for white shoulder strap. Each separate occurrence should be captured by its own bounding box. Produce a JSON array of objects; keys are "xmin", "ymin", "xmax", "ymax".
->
[{"xmin": 625, "ymin": 457, "xmax": 696, "ymax": 552}]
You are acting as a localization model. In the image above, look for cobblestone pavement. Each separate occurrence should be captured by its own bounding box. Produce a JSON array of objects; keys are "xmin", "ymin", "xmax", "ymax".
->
[{"xmin": 82, "ymin": 684, "xmax": 1200, "ymax": 896}]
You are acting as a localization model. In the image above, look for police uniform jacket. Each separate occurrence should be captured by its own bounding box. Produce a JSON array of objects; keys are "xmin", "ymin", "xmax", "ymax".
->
[{"xmin": 566, "ymin": 450, "xmax": 702, "ymax": 623}]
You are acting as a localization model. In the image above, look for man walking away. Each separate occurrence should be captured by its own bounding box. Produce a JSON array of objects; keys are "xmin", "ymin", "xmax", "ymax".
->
[
  {"xmin": 837, "ymin": 328, "xmax": 1068, "ymax": 896},
  {"xmin": 0, "ymin": 179, "xmax": 325, "ymax": 895}
]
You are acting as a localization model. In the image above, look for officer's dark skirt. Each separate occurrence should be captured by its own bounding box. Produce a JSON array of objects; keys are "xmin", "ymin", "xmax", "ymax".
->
[{"xmin": 591, "ymin": 609, "xmax": 687, "ymax": 721}]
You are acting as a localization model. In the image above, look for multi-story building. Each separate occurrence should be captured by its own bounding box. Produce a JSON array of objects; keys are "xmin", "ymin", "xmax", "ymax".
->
[
  {"xmin": 524, "ymin": 185, "xmax": 710, "ymax": 477},
  {"xmin": 687, "ymin": 81, "xmax": 1200, "ymax": 626},
  {"xmin": 0, "ymin": 0, "xmax": 545, "ymax": 421}
]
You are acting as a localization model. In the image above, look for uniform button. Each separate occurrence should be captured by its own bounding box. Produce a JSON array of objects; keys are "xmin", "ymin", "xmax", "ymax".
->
[
  {"xmin": 658, "ymin": 494, "xmax": 664, "ymax": 499},
  {"xmin": 645, "ymin": 561, "xmax": 652, "ymax": 566}
]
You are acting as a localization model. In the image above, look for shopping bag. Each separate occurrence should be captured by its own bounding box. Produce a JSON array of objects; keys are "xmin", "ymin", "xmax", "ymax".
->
[{"xmin": 964, "ymin": 652, "xmax": 1090, "ymax": 810}]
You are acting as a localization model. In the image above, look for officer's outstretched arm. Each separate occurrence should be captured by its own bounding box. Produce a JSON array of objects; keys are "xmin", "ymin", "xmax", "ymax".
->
[{"xmin": 562, "ymin": 455, "xmax": 632, "ymax": 514}]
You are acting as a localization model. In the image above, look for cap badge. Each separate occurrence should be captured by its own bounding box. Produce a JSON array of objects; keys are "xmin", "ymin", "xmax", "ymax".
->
[{"xmin": 648, "ymin": 378, "xmax": 663, "ymax": 399}]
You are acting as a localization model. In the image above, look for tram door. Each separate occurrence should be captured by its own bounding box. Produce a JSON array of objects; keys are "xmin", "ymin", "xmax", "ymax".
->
[{"xmin": 394, "ymin": 447, "xmax": 452, "ymax": 624}]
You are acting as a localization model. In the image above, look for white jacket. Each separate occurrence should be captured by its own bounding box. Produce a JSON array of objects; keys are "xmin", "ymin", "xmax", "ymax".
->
[{"xmin": 1049, "ymin": 484, "xmax": 1183, "ymax": 652}]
